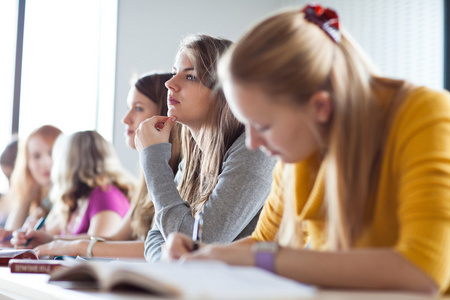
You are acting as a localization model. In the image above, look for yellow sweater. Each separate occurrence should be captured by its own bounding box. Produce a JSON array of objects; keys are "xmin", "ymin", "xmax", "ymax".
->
[{"xmin": 252, "ymin": 87, "xmax": 450, "ymax": 293}]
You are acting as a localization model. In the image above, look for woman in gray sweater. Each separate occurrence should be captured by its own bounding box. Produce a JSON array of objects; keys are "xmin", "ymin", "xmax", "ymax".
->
[{"xmin": 135, "ymin": 34, "xmax": 276, "ymax": 261}]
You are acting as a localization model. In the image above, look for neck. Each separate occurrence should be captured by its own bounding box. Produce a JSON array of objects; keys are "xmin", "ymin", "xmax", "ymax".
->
[{"xmin": 188, "ymin": 126, "xmax": 204, "ymax": 151}]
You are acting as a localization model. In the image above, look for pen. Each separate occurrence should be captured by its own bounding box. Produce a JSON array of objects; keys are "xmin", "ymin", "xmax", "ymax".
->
[
  {"xmin": 24, "ymin": 217, "xmax": 46, "ymax": 247},
  {"xmin": 192, "ymin": 212, "xmax": 203, "ymax": 251},
  {"xmin": 1, "ymin": 234, "xmax": 12, "ymax": 243}
]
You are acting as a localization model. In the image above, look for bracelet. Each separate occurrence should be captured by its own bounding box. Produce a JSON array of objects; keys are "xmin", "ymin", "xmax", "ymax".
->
[{"xmin": 86, "ymin": 236, "xmax": 105, "ymax": 258}]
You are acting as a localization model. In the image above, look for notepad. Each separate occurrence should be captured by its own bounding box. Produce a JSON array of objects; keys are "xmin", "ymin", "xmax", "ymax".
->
[{"xmin": 49, "ymin": 261, "xmax": 315, "ymax": 299}]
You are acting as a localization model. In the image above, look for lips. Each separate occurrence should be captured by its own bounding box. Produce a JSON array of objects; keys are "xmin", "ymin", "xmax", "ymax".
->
[
  {"xmin": 125, "ymin": 129, "xmax": 135, "ymax": 136},
  {"xmin": 168, "ymin": 95, "xmax": 180, "ymax": 105}
]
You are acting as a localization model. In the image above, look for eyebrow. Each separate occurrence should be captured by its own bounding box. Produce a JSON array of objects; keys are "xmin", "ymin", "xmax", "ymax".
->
[{"xmin": 172, "ymin": 67, "xmax": 195, "ymax": 72}]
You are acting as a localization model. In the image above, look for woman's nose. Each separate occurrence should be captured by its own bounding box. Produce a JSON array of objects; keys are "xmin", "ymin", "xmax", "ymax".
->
[
  {"xmin": 246, "ymin": 126, "xmax": 264, "ymax": 150},
  {"xmin": 122, "ymin": 110, "xmax": 132, "ymax": 125},
  {"xmin": 165, "ymin": 76, "xmax": 179, "ymax": 92}
]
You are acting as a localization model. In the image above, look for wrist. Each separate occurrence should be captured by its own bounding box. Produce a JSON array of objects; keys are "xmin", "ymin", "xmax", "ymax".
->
[
  {"xmin": 86, "ymin": 236, "xmax": 105, "ymax": 258},
  {"xmin": 252, "ymin": 242, "xmax": 279, "ymax": 273},
  {"xmin": 77, "ymin": 240, "xmax": 89, "ymax": 256}
]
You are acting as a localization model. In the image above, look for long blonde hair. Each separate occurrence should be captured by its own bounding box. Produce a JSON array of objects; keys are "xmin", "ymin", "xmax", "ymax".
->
[
  {"xmin": 176, "ymin": 34, "xmax": 244, "ymax": 215},
  {"xmin": 220, "ymin": 10, "xmax": 413, "ymax": 249},
  {"xmin": 50, "ymin": 130, "xmax": 135, "ymax": 227},
  {"xmin": 7, "ymin": 125, "xmax": 62, "ymax": 214}
]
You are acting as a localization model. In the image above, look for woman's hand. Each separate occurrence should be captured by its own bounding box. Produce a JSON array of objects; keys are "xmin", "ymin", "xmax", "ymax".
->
[
  {"xmin": 0, "ymin": 229, "xmax": 13, "ymax": 247},
  {"xmin": 161, "ymin": 232, "xmax": 203, "ymax": 262},
  {"xmin": 182, "ymin": 244, "xmax": 254, "ymax": 266},
  {"xmin": 34, "ymin": 240, "xmax": 88, "ymax": 258},
  {"xmin": 135, "ymin": 116, "xmax": 177, "ymax": 153},
  {"xmin": 162, "ymin": 232, "xmax": 254, "ymax": 266},
  {"xmin": 11, "ymin": 229, "xmax": 54, "ymax": 248}
]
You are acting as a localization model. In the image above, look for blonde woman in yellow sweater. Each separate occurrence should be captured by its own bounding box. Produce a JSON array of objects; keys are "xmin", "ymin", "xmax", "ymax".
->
[{"xmin": 162, "ymin": 4, "xmax": 450, "ymax": 296}]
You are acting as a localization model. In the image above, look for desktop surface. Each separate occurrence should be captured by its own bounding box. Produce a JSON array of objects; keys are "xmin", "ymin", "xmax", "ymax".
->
[{"xmin": 0, "ymin": 266, "xmax": 442, "ymax": 300}]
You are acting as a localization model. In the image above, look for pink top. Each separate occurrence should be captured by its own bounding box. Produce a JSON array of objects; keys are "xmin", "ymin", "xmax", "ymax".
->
[{"xmin": 69, "ymin": 185, "xmax": 130, "ymax": 235}]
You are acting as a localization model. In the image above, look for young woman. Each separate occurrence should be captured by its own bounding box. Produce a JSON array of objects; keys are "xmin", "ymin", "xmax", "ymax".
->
[
  {"xmin": 0, "ymin": 125, "xmax": 62, "ymax": 239},
  {"xmin": 12, "ymin": 130, "xmax": 135, "ymax": 248},
  {"xmin": 32, "ymin": 72, "xmax": 181, "ymax": 258},
  {"xmin": 135, "ymin": 34, "xmax": 276, "ymax": 262},
  {"xmin": 163, "ymin": 5, "xmax": 450, "ymax": 295}
]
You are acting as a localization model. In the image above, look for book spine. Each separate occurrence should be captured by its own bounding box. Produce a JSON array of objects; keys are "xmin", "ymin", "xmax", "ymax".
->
[{"xmin": 10, "ymin": 263, "xmax": 62, "ymax": 274}]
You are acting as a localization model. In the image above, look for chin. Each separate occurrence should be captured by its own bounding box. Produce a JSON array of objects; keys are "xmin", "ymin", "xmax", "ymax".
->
[
  {"xmin": 168, "ymin": 113, "xmax": 180, "ymax": 121},
  {"xmin": 278, "ymin": 154, "xmax": 298, "ymax": 164},
  {"xmin": 125, "ymin": 136, "xmax": 136, "ymax": 149}
]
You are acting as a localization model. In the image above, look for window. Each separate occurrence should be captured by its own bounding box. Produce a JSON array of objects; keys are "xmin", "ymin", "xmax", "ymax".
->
[
  {"xmin": 19, "ymin": 0, "xmax": 117, "ymax": 139},
  {"xmin": 0, "ymin": 0, "xmax": 117, "ymax": 194},
  {"xmin": 0, "ymin": 1, "xmax": 18, "ymax": 194}
]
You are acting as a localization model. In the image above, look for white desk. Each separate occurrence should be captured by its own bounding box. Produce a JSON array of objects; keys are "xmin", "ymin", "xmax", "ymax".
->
[{"xmin": 0, "ymin": 267, "xmax": 442, "ymax": 300}]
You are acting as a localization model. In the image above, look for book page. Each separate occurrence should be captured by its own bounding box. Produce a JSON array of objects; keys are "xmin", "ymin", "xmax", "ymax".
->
[
  {"xmin": 136, "ymin": 261, "xmax": 315, "ymax": 300},
  {"xmin": 51, "ymin": 260, "xmax": 315, "ymax": 299}
]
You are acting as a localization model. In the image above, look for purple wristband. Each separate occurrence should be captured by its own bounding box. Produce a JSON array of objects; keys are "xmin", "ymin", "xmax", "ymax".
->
[{"xmin": 252, "ymin": 242, "xmax": 278, "ymax": 273}]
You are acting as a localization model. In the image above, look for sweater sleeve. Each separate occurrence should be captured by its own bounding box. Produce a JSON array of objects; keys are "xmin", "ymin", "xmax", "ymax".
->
[
  {"xmin": 144, "ymin": 223, "xmax": 165, "ymax": 262},
  {"xmin": 251, "ymin": 161, "xmax": 285, "ymax": 242},
  {"xmin": 141, "ymin": 134, "xmax": 276, "ymax": 261},
  {"xmin": 392, "ymin": 88, "xmax": 450, "ymax": 292}
]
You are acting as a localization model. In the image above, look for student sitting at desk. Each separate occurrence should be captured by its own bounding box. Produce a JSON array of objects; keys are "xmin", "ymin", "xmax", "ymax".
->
[
  {"xmin": 163, "ymin": 5, "xmax": 450, "ymax": 295},
  {"xmin": 0, "ymin": 125, "xmax": 62, "ymax": 245},
  {"xmin": 32, "ymin": 72, "xmax": 182, "ymax": 258},
  {"xmin": 12, "ymin": 130, "xmax": 134, "ymax": 248},
  {"xmin": 135, "ymin": 34, "xmax": 276, "ymax": 261}
]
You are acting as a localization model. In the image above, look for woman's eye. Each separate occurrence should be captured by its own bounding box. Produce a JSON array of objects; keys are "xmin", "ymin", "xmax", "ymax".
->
[
  {"xmin": 186, "ymin": 74, "xmax": 196, "ymax": 81},
  {"xmin": 171, "ymin": 72, "xmax": 176, "ymax": 77},
  {"xmin": 257, "ymin": 125, "xmax": 270, "ymax": 132},
  {"xmin": 135, "ymin": 106, "xmax": 144, "ymax": 112}
]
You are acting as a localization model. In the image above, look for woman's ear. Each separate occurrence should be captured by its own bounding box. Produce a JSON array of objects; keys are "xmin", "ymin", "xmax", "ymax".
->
[{"xmin": 308, "ymin": 91, "xmax": 332, "ymax": 123}]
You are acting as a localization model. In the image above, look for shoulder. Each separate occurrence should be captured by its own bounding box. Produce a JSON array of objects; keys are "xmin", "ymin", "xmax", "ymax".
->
[
  {"xmin": 396, "ymin": 87, "xmax": 450, "ymax": 125},
  {"xmin": 87, "ymin": 185, "xmax": 129, "ymax": 216},
  {"xmin": 88, "ymin": 185, "xmax": 128, "ymax": 204},
  {"xmin": 223, "ymin": 133, "xmax": 276, "ymax": 167}
]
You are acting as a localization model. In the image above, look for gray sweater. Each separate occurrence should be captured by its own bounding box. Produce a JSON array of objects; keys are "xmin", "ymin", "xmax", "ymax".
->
[{"xmin": 141, "ymin": 133, "xmax": 276, "ymax": 262}]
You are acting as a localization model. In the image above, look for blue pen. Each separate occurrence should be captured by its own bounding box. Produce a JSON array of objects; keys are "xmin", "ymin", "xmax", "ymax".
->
[
  {"xmin": 24, "ymin": 217, "xmax": 46, "ymax": 247},
  {"xmin": 1, "ymin": 234, "xmax": 13, "ymax": 243}
]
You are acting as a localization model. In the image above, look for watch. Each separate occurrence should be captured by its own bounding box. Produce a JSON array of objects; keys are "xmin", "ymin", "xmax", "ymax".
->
[
  {"xmin": 252, "ymin": 242, "xmax": 278, "ymax": 273},
  {"xmin": 86, "ymin": 236, "xmax": 105, "ymax": 258}
]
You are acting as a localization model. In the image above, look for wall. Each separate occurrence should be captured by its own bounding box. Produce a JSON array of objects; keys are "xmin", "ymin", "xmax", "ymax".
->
[
  {"xmin": 114, "ymin": 0, "xmax": 283, "ymax": 175},
  {"xmin": 114, "ymin": 0, "xmax": 444, "ymax": 175}
]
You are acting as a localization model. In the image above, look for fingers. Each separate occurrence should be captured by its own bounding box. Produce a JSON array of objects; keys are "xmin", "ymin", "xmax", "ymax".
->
[
  {"xmin": 0, "ymin": 229, "xmax": 13, "ymax": 247},
  {"xmin": 11, "ymin": 230, "xmax": 30, "ymax": 248},
  {"xmin": 34, "ymin": 244, "xmax": 49, "ymax": 257},
  {"xmin": 135, "ymin": 116, "xmax": 177, "ymax": 152},
  {"xmin": 34, "ymin": 241, "xmax": 60, "ymax": 257},
  {"xmin": 163, "ymin": 233, "xmax": 193, "ymax": 261},
  {"xmin": 157, "ymin": 116, "xmax": 177, "ymax": 133}
]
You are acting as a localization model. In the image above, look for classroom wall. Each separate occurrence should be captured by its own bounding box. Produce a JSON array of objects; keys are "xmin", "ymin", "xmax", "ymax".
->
[
  {"xmin": 113, "ymin": 0, "xmax": 444, "ymax": 175},
  {"xmin": 113, "ymin": 0, "xmax": 284, "ymax": 175}
]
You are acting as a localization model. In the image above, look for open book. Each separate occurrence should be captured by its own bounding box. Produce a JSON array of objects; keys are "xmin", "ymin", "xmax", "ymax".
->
[
  {"xmin": 49, "ymin": 261, "xmax": 315, "ymax": 299},
  {"xmin": 0, "ymin": 249, "xmax": 37, "ymax": 266}
]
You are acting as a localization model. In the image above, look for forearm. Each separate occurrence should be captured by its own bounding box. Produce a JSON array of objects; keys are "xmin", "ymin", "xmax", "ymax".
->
[
  {"xmin": 88, "ymin": 240, "xmax": 145, "ymax": 258},
  {"xmin": 275, "ymin": 248, "xmax": 438, "ymax": 294},
  {"xmin": 141, "ymin": 143, "xmax": 187, "ymax": 238},
  {"xmin": 55, "ymin": 233, "xmax": 90, "ymax": 241},
  {"xmin": 5, "ymin": 204, "xmax": 30, "ymax": 230},
  {"xmin": 144, "ymin": 226, "xmax": 165, "ymax": 262}
]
